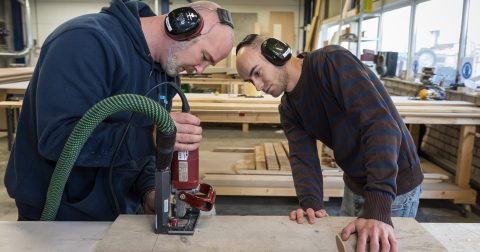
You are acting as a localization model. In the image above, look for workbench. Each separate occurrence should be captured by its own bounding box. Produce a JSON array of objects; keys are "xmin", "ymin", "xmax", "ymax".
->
[
  {"xmin": 1, "ymin": 88, "xmax": 479, "ymax": 213},
  {"xmin": 180, "ymin": 95, "xmax": 480, "ymax": 211},
  {"xmin": 1, "ymin": 216, "xmax": 479, "ymax": 251}
]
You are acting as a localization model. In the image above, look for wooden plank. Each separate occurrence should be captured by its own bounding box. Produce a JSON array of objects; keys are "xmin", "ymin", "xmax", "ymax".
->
[
  {"xmin": 236, "ymin": 169, "xmax": 291, "ymax": 176},
  {"xmin": 96, "ymin": 215, "xmax": 447, "ymax": 252},
  {"xmin": 408, "ymin": 124, "xmax": 421, "ymax": 151},
  {"xmin": 456, "ymin": 125, "xmax": 476, "ymax": 188},
  {"xmin": 0, "ymin": 67, "xmax": 34, "ymax": 84},
  {"xmin": 264, "ymin": 143, "xmax": 280, "ymax": 170},
  {"xmin": 204, "ymin": 173, "xmax": 475, "ymax": 203},
  {"xmin": 390, "ymin": 96, "xmax": 475, "ymax": 106},
  {"xmin": 234, "ymin": 159, "xmax": 255, "ymax": 170},
  {"xmin": 212, "ymin": 147, "xmax": 255, "ymax": 153},
  {"xmin": 255, "ymin": 145, "xmax": 267, "ymax": 170},
  {"xmin": 273, "ymin": 142, "xmax": 290, "ymax": 171},
  {"xmin": 242, "ymin": 122, "xmax": 249, "ymax": 134},
  {"xmin": 420, "ymin": 158, "xmax": 452, "ymax": 177},
  {"xmin": 0, "ymin": 100, "xmax": 23, "ymax": 108},
  {"xmin": 281, "ymin": 141, "xmax": 289, "ymax": 155},
  {"xmin": 199, "ymin": 151, "xmax": 253, "ymax": 175},
  {"xmin": 232, "ymin": 168, "xmax": 446, "ymax": 182}
]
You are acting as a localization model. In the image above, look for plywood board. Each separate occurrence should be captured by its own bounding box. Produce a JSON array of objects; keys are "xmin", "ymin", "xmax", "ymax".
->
[
  {"xmin": 95, "ymin": 215, "xmax": 447, "ymax": 252},
  {"xmin": 255, "ymin": 145, "xmax": 267, "ymax": 170},
  {"xmin": 273, "ymin": 142, "xmax": 290, "ymax": 171},
  {"xmin": 269, "ymin": 12, "xmax": 295, "ymax": 49},
  {"xmin": 264, "ymin": 142, "xmax": 280, "ymax": 170}
]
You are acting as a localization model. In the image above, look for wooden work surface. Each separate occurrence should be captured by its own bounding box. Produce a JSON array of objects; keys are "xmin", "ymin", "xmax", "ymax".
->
[
  {"xmin": 0, "ymin": 67, "xmax": 34, "ymax": 84},
  {"xmin": 1, "ymin": 217, "xmax": 479, "ymax": 251},
  {"xmin": 95, "ymin": 215, "xmax": 447, "ymax": 252}
]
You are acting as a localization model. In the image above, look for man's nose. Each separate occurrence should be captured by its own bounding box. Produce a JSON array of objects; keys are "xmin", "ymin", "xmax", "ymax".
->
[
  {"xmin": 252, "ymin": 80, "xmax": 263, "ymax": 92},
  {"xmin": 195, "ymin": 62, "xmax": 209, "ymax": 74}
]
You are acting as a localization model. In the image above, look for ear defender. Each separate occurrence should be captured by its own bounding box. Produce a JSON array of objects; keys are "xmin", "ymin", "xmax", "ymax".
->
[
  {"xmin": 236, "ymin": 34, "xmax": 292, "ymax": 66},
  {"xmin": 261, "ymin": 38, "xmax": 292, "ymax": 66},
  {"xmin": 165, "ymin": 7, "xmax": 204, "ymax": 41},
  {"xmin": 165, "ymin": 7, "xmax": 234, "ymax": 41}
]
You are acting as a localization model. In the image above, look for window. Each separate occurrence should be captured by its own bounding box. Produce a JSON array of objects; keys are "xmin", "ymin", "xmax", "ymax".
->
[
  {"xmin": 414, "ymin": 0, "xmax": 463, "ymax": 86},
  {"xmin": 465, "ymin": 0, "xmax": 480, "ymax": 84},
  {"xmin": 380, "ymin": 6, "xmax": 411, "ymax": 75},
  {"xmin": 360, "ymin": 17, "xmax": 379, "ymax": 52}
]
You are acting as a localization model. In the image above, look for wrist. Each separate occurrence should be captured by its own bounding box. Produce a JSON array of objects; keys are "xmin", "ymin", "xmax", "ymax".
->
[{"xmin": 142, "ymin": 188, "xmax": 155, "ymax": 206}]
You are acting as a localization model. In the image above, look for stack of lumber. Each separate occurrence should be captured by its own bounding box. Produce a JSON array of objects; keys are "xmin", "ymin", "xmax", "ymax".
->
[
  {"xmin": 171, "ymin": 95, "xmax": 480, "ymax": 132},
  {"xmin": 179, "ymin": 72, "xmax": 248, "ymax": 94},
  {"xmin": 201, "ymin": 141, "xmax": 451, "ymax": 196},
  {"xmin": 0, "ymin": 67, "xmax": 34, "ymax": 84}
]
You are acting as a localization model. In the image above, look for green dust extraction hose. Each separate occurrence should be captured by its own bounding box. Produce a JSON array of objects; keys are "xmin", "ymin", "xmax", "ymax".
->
[{"xmin": 40, "ymin": 94, "xmax": 175, "ymax": 221}]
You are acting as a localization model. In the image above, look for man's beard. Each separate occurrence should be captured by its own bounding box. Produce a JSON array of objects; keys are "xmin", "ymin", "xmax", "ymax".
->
[
  {"xmin": 272, "ymin": 69, "xmax": 289, "ymax": 97},
  {"xmin": 165, "ymin": 41, "xmax": 190, "ymax": 77}
]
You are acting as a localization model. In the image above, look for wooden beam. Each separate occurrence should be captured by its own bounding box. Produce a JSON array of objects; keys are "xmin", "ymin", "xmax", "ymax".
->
[
  {"xmin": 455, "ymin": 125, "xmax": 476, "ymax": 188},
  {"xmin": 255, "ymin": 145, "xmax": 267, "ymax": 170},
  {"xmin": 273, "ymin": 142, "xmax": 291, "ymax": 171},
  {"xmin": 264, "ymin": 143, "xmax": 280, "ymax": 170}
]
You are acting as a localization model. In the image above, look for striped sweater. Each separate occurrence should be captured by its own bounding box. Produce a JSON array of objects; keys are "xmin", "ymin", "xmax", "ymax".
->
[{"xmin": 279, "ymin": 45, "xmax": 423, "ymax": 226}]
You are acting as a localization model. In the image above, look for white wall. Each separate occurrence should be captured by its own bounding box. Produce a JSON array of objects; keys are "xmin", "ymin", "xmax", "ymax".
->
[
  {"xmin": 171, "ymin": 0, "xmax": 304, "ymax": 52},
  {"xmin": 28, "ymin": 0, "xmax": 303, "ymax": 61}
]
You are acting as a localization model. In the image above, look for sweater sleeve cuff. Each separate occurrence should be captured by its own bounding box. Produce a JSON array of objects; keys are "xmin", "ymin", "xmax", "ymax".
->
[
  {"xmin": 359, "ymin": 191, "xmax": 393, "ymax": 227},
  {"xmin": 300, "ymin": 198, "xmax": 324, "ymax": 211}
]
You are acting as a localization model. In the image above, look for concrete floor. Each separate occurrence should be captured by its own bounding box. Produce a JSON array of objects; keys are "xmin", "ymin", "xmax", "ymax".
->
[{"xmin": 1, "ymin": 124, "xmax": 480, "ymax": 223}]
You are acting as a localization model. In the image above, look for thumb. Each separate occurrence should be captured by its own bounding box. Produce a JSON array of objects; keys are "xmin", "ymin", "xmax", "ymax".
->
[{"xmin": 341, "ymin": 222, "xmax": 356, "ymax": 241}]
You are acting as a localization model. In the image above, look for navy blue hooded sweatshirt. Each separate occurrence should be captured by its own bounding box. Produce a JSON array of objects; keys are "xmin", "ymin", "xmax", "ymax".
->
[{"xmin": 4, "ymin": 0, "xmax": 178, "ymax": 221}]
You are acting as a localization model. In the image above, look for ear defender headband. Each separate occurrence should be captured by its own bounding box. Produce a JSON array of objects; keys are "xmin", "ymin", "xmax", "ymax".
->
[
  {"xmin": 165, "ymin": 7, "xmax": 234, "ymax": 41},
  {"xmin": 236, "ymin": 34, "xmax": 292, "ymax": 66}
]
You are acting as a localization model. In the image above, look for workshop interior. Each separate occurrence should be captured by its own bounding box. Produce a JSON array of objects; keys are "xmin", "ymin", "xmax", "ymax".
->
[{"xmin": 1, "ymin": 0, "xmax": 480, "ymax": 251}]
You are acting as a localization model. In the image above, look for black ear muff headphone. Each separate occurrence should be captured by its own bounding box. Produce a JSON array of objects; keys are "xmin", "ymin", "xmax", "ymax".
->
[
  {"xmin": 236, "ymin": 34, "xmax": 292, "ymax": 66},
  {"xmin": 165, "ymin": 7, "xmax": 234, "ymax": 41}
]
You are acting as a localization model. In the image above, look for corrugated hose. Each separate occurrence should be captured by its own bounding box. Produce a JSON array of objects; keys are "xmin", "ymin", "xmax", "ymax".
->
[{"xmin": 40, "ymin": 94, "xmax": 175, "ymax": 221}]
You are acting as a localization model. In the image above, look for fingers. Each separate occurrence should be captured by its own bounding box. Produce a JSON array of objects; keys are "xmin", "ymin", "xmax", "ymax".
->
[
  {"xmin": 388, "ymin": 233, "xmax": 398, "ymax": 252},
  {"xmin": 170, "ymin": 112, "xmax": 202, "ymax": 151},
  {"xmin": 315, "ymin": 209, "xmax": 328, "ymax": 218},
  {"xmin": 306, "ymin": 208, "xmax": 316, "ymax": 224},
  {"xmin": 174, "ymin": 142, "xmax": 201, "ymax": 152},
  {"xmin": 170, "ymin": 112, "xmax": 201, "ymax": 126},
  {"xmin": 356, "ymin": 231, "xmax": 368, "ymax": 252},
  {"xmin": 380, "ymin": 237, "xmax": 391, "ymax": 252},
  {"xmin": 174, "ymin": 122, "xmax": 203, "ymax": 136},
  {"xmin": 347, "ymin": 219, "xmax": 396, "ymax": 252},
  {"xmin": 290, "ymin": 208, "xmax": 327, "ymax": 225},
  {"xmin": 296, "ymin": 208, "xmax": 305, "ymax": 224},
  {"xmin": 175, "ymin": 131, "xmax": 202, "ymax": 144},
  {"xmin": 341, "ymin": 222, "xmax": 356, "ymax": 241},
  {"xmin": 368, "ymin": 231, "xmax": 380, "ymax": 252}
]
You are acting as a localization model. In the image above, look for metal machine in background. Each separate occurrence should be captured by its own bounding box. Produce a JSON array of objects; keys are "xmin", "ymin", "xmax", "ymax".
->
[
  {"xmin": 0, "ymin": 0, "xmax": 34, "ymax": 67},
  {"xmin": 374, "ymin": 51, "xmax": 398, "ymax": 77}
]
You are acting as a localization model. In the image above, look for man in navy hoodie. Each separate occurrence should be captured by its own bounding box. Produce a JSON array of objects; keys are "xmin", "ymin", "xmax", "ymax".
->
[{"xmin": 4, "ymin": 0, "xmax": 234, "ymax": 221}]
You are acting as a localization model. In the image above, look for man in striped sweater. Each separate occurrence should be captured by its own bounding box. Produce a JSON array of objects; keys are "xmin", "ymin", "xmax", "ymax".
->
[{"xmin": 236, "ymin": 34, "xmax": 423, "ymax": 252}]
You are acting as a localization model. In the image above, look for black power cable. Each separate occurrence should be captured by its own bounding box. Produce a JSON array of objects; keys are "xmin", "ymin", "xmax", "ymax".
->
[{"xmin": 108, "ymin": 81, "xmax": 190, "ymax": 217}]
